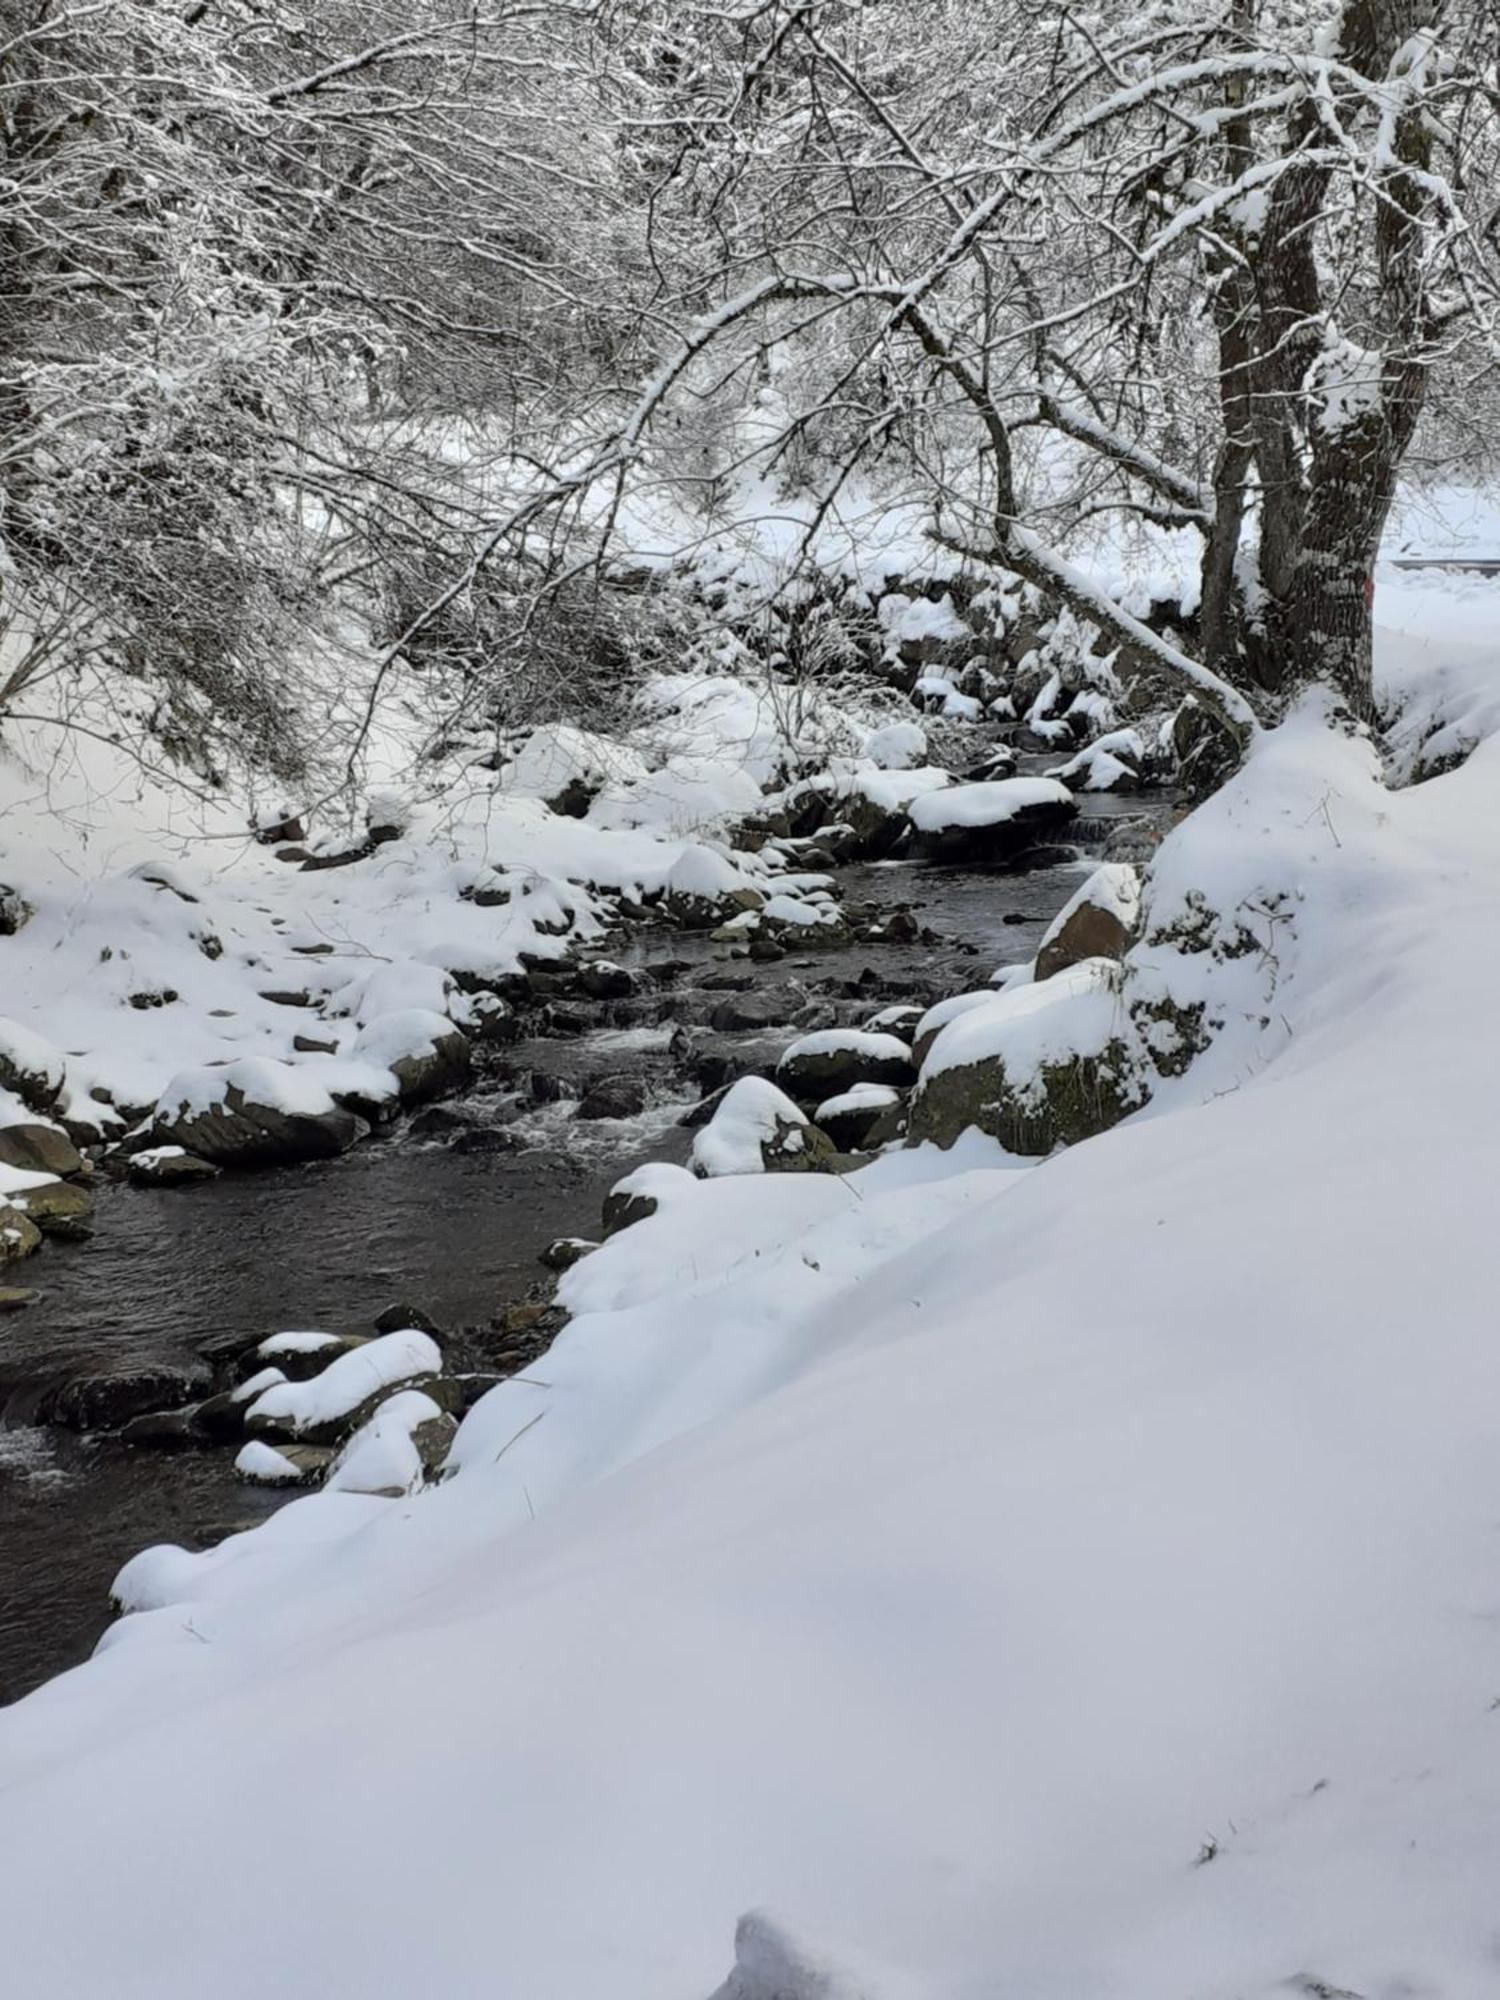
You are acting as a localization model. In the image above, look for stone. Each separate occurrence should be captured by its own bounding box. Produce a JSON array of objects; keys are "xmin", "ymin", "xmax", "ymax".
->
[
  {"xmin": 236, "ymin": 1440, "xmax": 334, "ymax": 1485},
  {"xmin": 541, "ymin": 1236, "xmax": 598, "ymax": 1272},
  {"xmin": 406, "ymin": 1105, "xmax": 471, "ymax": 1139},
  {"xmin": 0, "ymin": 1121, "xmax": 85, "ymax": 1178},
  {"xmin": 577, "ymin": 960, "xmax": 636, "ymax": 1000},
  {"xmin": 449, "ymin": 1126, "xmax": 522, "ymax": 1155},
  {"xmin": 907, "ymin": 779, "xmax": 1078, "ymax": 865},
  {"xmin": 254, "ymin": 1331, "xmax": 369, "ymax": 1382},
  {"xmin": 814, "ymin": 1084, "xmax": 903, "ymax": 1152},
  {"xmin": 1035, "ymin": 876, "xmax": 1139, "ymax": 982},
  {"xmin": 372, "ymin": 1301, "xmax": 444, "ymax": 1338},
  {"xmin": 0, "ymin": 1286, "xmax": 38, "ymax": 1312},
  {"xmin": 154, "ymin": 1080, "xmax": 364, "ymax": 1169},
  {"xmin": 45, "ymin": 1355, "xmax": 214, "ymax": 1430},
  {"xmin": 0, "ymin": 1023, "xmax": 64, "ymax": 1114},
  {"xmin": 16, "ymin": 1177, "xmax": 93, "ymax": 1240},
  {"xmin": 119, "ymin": 1408, "xmax": 213, "ymax": 1451},
  {"xmin": 0, "ymin": 885, "xmax": 34, "ymax": 936},
  {"xmin": 709, "ymin": 986, "xmax": 803, "ymax": 1033},
  {"xmin": 411, "ymin": 1412, "xmax": 458, "ymax": 1480},
  {"xmin": 125, "ymin": 1147, "xmax": 221, "ymax": 1187},
  {"xmin": 292, "ymin": 1034, "xmax": 340, "ymax": 1055},
  {"xmin": 575, "ymin": 1075, "xmax": 649, "ymax": 1121},
  {"xmin": 776, "ymin": 1030, "xmax": 916, "ymax": 1102}
]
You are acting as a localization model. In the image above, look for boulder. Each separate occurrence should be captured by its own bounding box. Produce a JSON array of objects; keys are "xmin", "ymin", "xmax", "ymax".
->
[
  {"xmin": 15, "ymin": 1177, "xmax": 93, "ymax": 1240},
  {"xmin": 372, "ymin": 1301, "xmax": 443, "ymax": 1338},
  {"xmin": 243, "ymin": 1328, "xmax": 443, "ymax": 1446},
  {"xmin": 1034, "ymin": 863, "xmax": 1141, "ymax": 982},
  {"xmin": 45, "ymin": 1354, "xmax": 213, "ymax": 1430},
  {"xmin": 153, "ymin": 1058, "xmax": 364, "ymax": 1169},
  {"xmin": 912, "ymin": 990, "xmax": 1003, "ymax": 1070},
  {"xmin": 776, "ymin": 1029, "xmax": 916, "ymax": 1102},
  {"xmin": 576, "ymin": 959, "xmax": 636, "ymax": 1000},
  {"xmin": 908, "ymin": 959, "xmax": 1137, "ymax": 1154},
  {"xmin": 0, "ymin": 1017, "xmax": 65, "ymax": 1114},
  {"xmin": 119, "ymin": 1408, "xmax": 213, "ymax": 1452},
  {"xmin": 0, "ymin": 885, "xmax": 34, "ymax": 936},
  {"xmin": 0, "ymin": 1121, "xmax": 85, "ymax": 1179},
  {"xmin": 908, "ymin": 777, "xmax": 1077, "ymax": 864},
  {"xmin": 690, "ymin": 1075, "xmax": 838, "ymax": 1178},
  {"xmin": 602, "ymin": 1161, "xmax": 696, "ymax": 1236},
  {"xmin": 125, "ymin": 1145, "xmax": 221, "ymax": 1187},
  {"xmin": 814, "ymin": 1083, "xmax": 902, "ymax": 1152},
  {"xmin": 235, "ymin": 1439, "xmax": 334, "ymax": 1485},
  {"xmin": 708, "ymin": 987, "xmax": 804, "ymax": 1034},
  {"xmin": 575, "ymin": 1075, "xmax": 649, "ymax": 1121},
  {"xmin": 253, "ymin": 1329, "xmax": 368, "ymax": 1382},
  {"xmin": 0, "ymin": 1204, "xmax": 43, "ymax": 1265},
  {"xmin": 353, "ymin": 1010, "xmax": 471, "ymax": 1107},
  {"xmin": 541, "ymin": 1236, "xmax": 598, "ymax": 1272}
]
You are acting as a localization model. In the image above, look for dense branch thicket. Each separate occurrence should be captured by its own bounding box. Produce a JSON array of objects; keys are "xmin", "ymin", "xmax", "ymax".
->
[{"xmin": 2, "ymin": 0, "xmax": 1498, "ymax": 784}]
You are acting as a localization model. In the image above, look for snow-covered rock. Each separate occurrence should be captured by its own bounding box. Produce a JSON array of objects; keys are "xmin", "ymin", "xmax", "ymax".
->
[
  {"xmin": 327, "ymin": 1389, "xmax": 453, "ymax": 1498},
  {"xmin": 244, "ymin": 1329, "xmax": 443, "ymax": 1445},
  {"xmin": 602, "ymin": 1160, "xmax": 698, "ymax": 1236},
  {"xmin": 813, "ymin": 1082, "xmax": 901, "ymax": 1152},
  {"xmin": 907, "ymin": 778, "xmax": 1076, "ymax": 862},
  {"xmin": 776, "ymin": 1029, "xmax": 915, "ymax": 1102},
  {"xmin": 1034, "ymin": 864, "xmax": 1142, "ymax": 982},
  {"xmin": 909, "ymin": 957, "xmax": 1134, "ymax": 1153},
  {"xmin": 152, "ymin": 1058, "xmax": 365, "ymax": 1169},
  {"xmin": 691, "ymin": 1076, "xmax": 835, "ymax": 1179}
]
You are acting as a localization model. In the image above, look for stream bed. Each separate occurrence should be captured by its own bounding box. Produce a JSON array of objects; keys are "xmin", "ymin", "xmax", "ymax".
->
[{"xmin": 0, "ymin": 801, "xmax": 1158, "ymax": 1702}]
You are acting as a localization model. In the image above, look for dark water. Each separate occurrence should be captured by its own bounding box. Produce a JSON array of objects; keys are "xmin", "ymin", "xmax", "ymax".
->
[{"xmin": 0, "ymin": 801, "xmax": 1160, "ymax": 1702}]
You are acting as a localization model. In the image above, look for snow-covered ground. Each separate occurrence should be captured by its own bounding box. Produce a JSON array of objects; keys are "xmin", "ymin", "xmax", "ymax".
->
[{"xmin": 1, "ymin": 581, "xmax": 1499, "ymax": 1996}]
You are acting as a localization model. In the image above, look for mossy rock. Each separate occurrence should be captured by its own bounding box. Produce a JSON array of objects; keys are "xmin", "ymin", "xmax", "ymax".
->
[
  {"xmin": 0, "ymin": 1121, "xmax": 85, "ymax": 1178},
  {"xmin": 16, "ymin": 1177, "xmax": 94, "ymax": 1240},
  {"xmin": 762, "ymin": 1118, "xmax": 840, "ymax": 1174},
  {"xmin": 908, "ymin": 1043, "xmax": 1139, "ymax": 1155}
]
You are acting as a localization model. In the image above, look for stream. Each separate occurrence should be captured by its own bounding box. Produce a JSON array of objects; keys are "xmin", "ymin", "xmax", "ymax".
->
[{"xmin": 0, "ymin": 795, "xmax": 1159, "ymax": 1702}]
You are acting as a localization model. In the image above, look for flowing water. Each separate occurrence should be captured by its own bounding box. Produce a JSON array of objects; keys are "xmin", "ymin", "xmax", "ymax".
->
[{"xmin": 0, "ymin": 800, "xmax": 1159, "ymax": 1702}]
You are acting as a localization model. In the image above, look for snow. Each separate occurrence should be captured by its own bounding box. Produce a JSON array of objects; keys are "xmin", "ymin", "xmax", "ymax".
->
[
  {"xmin": 907, "ymin": 777, "xmax": 1073, "ymax": 834},
  {"xmin": 327, "ymin": 1389, "xmax": 446, "ymax": 1496},
  {"xmin": 233, "ymin": 1440, "xmax": 306, "ymax": 1486},
  {"xmin": 8, "ymin": 601, "xmax": 1500, "ymax": 1998},
  {"xmin": 912, "ymin": 990, "xmax": 997, "ymax": 1050},
  {"xmin": 814, "ymin": 1083, "xmax": 899, "ymax": 1123},
  {"xmin": 244, "ymin": 1329, "xmax": 442, "ymax": 1435},
  {"xmin": 690, "ymin": 1075, "xmax": 808, "ymax": 1178}
]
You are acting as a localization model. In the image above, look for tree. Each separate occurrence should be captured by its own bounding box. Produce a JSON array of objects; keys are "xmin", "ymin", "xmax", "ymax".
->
[{"xmin": 571, "ymin": 0, "xmax": 1500, "ymax": 743}]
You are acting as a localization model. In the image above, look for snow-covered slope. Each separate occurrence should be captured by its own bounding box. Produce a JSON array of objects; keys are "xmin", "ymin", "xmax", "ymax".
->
[{"xmin": 3, "ymin": 624, "xmax": 1500, "ymax": 1996}]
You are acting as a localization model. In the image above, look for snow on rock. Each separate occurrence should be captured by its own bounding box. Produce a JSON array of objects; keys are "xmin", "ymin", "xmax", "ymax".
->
[
  {"xmin": 0, "ymin": 1017, "xmax": 65, "ymax": 1114},
  {"xmin": 813, "ymin": 1083, "xmax": 901, "ymax": 1152},
  {"xmin": 706, "ymin": 1911, "xmax": 881, "ymax": 2000},
  {"xmin": 691, "ymin": 1076, "xmax": 828, "ymax": 1179},
  {"xmin": 500, "ymin": 723, "xmax": 649, "ymax": 813},
  {"xmin": 776, "ymin": 1029, "xmax": 915, "ymax": 1102},
  {"xmin": 910, "ymin": 990, "xmax": 1000, "ymax": 1068},
  {"xmin": 909, "ymin": 958, "xmax": 1130, "ymax": 1153},
  {"xmin": 602, "ymin": 1159, "xmax": 699, "ymax": 1236},
  {"xmin": 1034, "ymin": 863, "xmax": 1141, "ymax": 982},
  {"xmin": 327, "ymin": 1389, "xmax": 450, "ymax": 1498},
  {"xmin": 1047, "ymin": 728, "xmax": 1145, "ymax": 793},
  {"xmin": 152, "ymin": 1057, "xmax": 365, "ymax": 1168},
  {"xmin": 861, "ymin": 722, "xmax": 927, "ymax": 771},
  {"xmin": 233, "ymin": 1439, "xmax": 312, "ymax": 1487},
  {"xmin": 907, "ymin": 778, "xmax": 1076, "ymax": 861},
  {"xmin": 244, "ymin": 1329, "xmax": 442, "ymax": 1444}
]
